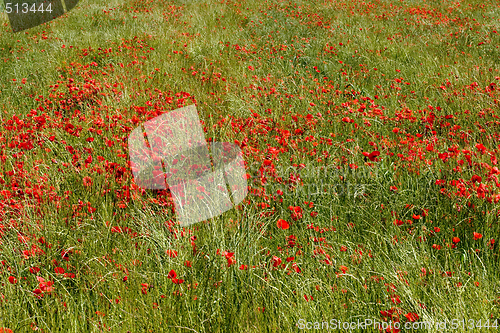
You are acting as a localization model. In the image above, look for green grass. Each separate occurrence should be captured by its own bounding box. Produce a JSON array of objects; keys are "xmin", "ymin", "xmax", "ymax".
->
[{"xmin": 0, "ymin": 0, "xmax": 499, "ymax": 332}]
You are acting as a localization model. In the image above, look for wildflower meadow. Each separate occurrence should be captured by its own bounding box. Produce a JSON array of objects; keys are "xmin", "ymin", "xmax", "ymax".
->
[{"xmin": 0, "ymin": 0, "xmax": 499, "ymax": 331}]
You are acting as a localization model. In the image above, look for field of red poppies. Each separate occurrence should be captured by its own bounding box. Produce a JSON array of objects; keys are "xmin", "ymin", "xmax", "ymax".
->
[{"xmin": 0, "ymin": 0, "xmax": 499, "ymax": 331}]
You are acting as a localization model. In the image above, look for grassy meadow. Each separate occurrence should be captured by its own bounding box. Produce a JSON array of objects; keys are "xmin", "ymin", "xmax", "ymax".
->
[{"xmin": 0, "ymin": 0, "xmax": 499, "ymax": 331}]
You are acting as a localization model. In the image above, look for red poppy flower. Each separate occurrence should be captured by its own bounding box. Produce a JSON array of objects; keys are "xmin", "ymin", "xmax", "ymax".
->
[
  {"xmin": 272, "ymin": 256, "xmax": 282, "ymax": 268},
  {"xmin": 141, "ymin": 283, "xmax": 149, "ymax": 295},
  {"xmin": 473, "ymin": 232, "xmax": 483, "ymax": 240},
  {"xmin": 363, "ymin": 151, "xmax": 380, "ymax": 161},
  {"xmin": 476, "ymin": 143, "xmax": 486, "ymax": 154},
  {"xmin": 488, "ymin": 239, "xmax": 495, "ymax": 248},
  {"xmin": 8, "ymin": 276, "xmax": 16, "ymax": 284},
  {"xmin": 167, "ymin": 270, "xmax": 177, "ymax": 279},
  {"xmin": 166, "ymin": 250, "xmax": 178, "ymax": 258},
  {"xmin": 36, "ymin": 276, "xmax": 54, "ymax": 293},
  {"xmin": 452, "ymin": 237, "xmax": 460, "ymax": 243},
  {"xmin": 54, "ymin": 267, "xmax": 65, "ymax": 274},
  {"xmin": 61, "ymin": 249, "xmax": 71, "ymax": 261},
  {"xmin": 471, "ymin": 175, "xmax": 482, "ymax": 183},
  {"xmin": 29, "ymin": 267, "xmax": 40, "ymax": 274},
  {"xmin": 226, "ymin": 255, "xmax": 236, "ymax": 267},
  {"xmin": 289, "ymin": 206, "xmax": 303, "ymax": 221},
  {"xmin": 277, "ymin": 219, "xmax": 289, "ymax": 230},
  {"xmin": 391, "ymin": 295, "xmax": 401, "ymax": 304},
  {"xmin": 340, "ymin": 265, "xmax": 348, "ymax": 273},
  {"xmin": 82, "ymin": 176, "xmax": 92, "ymax": 187},
  {"xmin": 222, "ymin": 251, "xmax": 234, "ymax": 260}
]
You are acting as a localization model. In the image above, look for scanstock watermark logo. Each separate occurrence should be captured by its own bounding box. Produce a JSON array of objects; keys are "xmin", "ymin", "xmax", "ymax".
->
[
  {"xmin": 128, "ymin": 104, "xmax": 248, "ymax": 227},
  {"xmin": 3, "ymin": 0, "xmax": 79, "ymax": 32}
]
